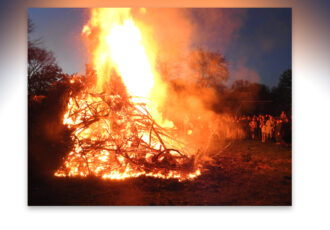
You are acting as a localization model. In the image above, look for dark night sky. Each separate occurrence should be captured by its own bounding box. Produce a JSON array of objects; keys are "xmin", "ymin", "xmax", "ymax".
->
[
  {"xmin": 28, "ymin": 8, "xmax": 291, "ymax": 87},
  {"xmin": 226, "ymin": 8, "xmax": 291, "ymax": 87}
]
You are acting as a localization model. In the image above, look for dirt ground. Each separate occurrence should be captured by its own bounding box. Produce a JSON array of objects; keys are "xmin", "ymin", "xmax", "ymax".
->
[{"xmin": 28, "ymin": 140, "xmax": 291, "ymax": 206}]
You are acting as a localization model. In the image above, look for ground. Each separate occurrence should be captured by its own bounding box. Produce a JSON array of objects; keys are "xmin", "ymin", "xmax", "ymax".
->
[{"xmin": 28, "ymin": 140, "xmax": 291, "ymax": 206}]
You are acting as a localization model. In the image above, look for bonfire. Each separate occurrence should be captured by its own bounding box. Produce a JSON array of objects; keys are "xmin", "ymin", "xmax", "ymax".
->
[{"xmin": 55, "ymin": 8, "xmax": 203, "ymax": 181}]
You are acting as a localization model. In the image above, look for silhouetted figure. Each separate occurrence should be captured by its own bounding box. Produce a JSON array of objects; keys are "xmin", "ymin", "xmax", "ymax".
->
[{"xmin": 249, "ymin": 117, "xmax": 258, "ymax": 140}]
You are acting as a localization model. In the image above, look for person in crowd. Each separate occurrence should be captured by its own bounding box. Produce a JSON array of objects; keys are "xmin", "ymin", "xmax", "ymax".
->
[
  {"xmin": 270, "ymin": 116, "xmax": 276, "ymax": 140},
  {"xmin": 275, "ymin": 119, "xmax": 283, "ymax": 144},
  {"xmin": 249, "ymin": 117, "xmax": 258, "ymax": 140},
  {"xmin": 260, "ymin": 119, "xmax": 267, "ymax": 142},
  {"xmin": 280, "ymin": 111, "xmax": 288, "ymax": 121},
  {"xmin": 265, "ymin": 115, "xmax": 275, "ymax": 141},
  {"xmin": 257, "ymin": 115, "xmax": 264, "ymax": 140}
]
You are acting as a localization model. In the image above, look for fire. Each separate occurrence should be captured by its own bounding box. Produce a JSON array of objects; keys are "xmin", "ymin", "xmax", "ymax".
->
[
  {"xmin": 105, "ymin": 18, "xmax": 154, "ymax": 98},
  {"xmin": 82, "ymin": 8, "xmax": 169, "ymax": 126},
  {"xmin": 55, "ymin": 8, "xmax": 201, "ymax": 181},
  {"xmin": 84, "ymin": 9, "xmax": 153, "ymax": 98}
]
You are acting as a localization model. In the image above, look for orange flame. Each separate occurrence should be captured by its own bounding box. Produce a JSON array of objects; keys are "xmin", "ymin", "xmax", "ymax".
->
[
  {"xmin": 82, "ymin": 8, "xmax": 171, "ymax": 127},
  {"xmin": 55, "ymin": 8, "xmax": 201, "ymax": 181}
]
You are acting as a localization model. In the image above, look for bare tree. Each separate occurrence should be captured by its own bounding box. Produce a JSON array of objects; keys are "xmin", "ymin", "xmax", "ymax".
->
[
  {"xmin": 189, "ymin": 48, "xmax": 228, "ymax": 88},
  {"xmin": 28, "ymin": 18, "xmax": 63, "ymax": 96}
]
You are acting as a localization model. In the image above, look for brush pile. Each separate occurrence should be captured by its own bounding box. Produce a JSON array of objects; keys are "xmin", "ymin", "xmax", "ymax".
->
[{"xmin": 55, "ymin": 80, "xmax": 201, "ymax": 180}]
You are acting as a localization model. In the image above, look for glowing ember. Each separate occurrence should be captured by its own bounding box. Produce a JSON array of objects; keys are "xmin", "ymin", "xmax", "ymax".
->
[{"xmin": 55, "ymin": 8, "xmax": 201, "ymax": 181}]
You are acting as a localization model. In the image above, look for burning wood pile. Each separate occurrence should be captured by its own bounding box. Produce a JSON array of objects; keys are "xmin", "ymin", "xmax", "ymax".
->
[
  {"xmin": 55, "ymin": 83, "xmax": 201, "ymax": 180},
  {"xmin": 54, "ymin": 8, "xmax": 209, "ymax": 181}
]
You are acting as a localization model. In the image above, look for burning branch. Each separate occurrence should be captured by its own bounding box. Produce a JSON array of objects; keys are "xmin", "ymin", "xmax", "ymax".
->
[{"xmin": 55, "ymin": 89, "xmax": 201, "ymax": 180}]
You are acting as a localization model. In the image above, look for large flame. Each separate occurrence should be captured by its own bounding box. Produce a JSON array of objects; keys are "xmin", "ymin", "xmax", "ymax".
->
[
  {"xmin": 55, "ymin": 8, "xmax": 201, "ymax": 181},
  {"xmin": 82, "ymin": 8, "xmax": 170, "ymax": 127},
  {"xmin": 84, "ymin": 9, "xmax": 153, "ymax": 97}
]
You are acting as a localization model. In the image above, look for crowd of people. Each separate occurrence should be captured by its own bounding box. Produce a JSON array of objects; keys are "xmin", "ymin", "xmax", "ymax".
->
[
  {"xmin": 183, "ymin": 111, "xmax": 292, "ymax": 146},
  {"xmin": 206, "ymin": 111, "xmax": 291, "ymax": 145},
  {"xmin": 237, "ymin": 111, "xmax": 292, "ymax": 145}
]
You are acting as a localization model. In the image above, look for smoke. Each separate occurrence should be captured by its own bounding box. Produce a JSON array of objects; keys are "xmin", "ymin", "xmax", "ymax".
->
[
  {"xmin": 130, "ymin": 8, "xmax": 247, "ymax": 156},
  {"xmin": 132, "ymin": 8, "xmax": 193, "ymax": 79},
  {"xmin": 230, "ymin": 57, "xmax": 261, "ymax": 83},
  {"xmin": 81, "ymin": 8, "xmax": 251, "ymax": 161},
  {"xmin": 187, "ymin": 8, "xmax": 247, "ymax": 51}
]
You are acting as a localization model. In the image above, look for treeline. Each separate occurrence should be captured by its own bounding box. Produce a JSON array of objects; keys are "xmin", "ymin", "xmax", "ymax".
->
[
  {"xmin": 158, "ymin": 47, "xmax": 291, "ymax": 117},
  {"xmin": 212, "ymin": 69, "xmax": 292, "ymax": 116}
]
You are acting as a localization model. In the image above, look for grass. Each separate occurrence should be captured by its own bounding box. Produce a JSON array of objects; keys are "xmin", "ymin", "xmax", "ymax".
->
[{"xmin": 28, "ymin": 140, "xmax": 291, "ymax": 206}]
